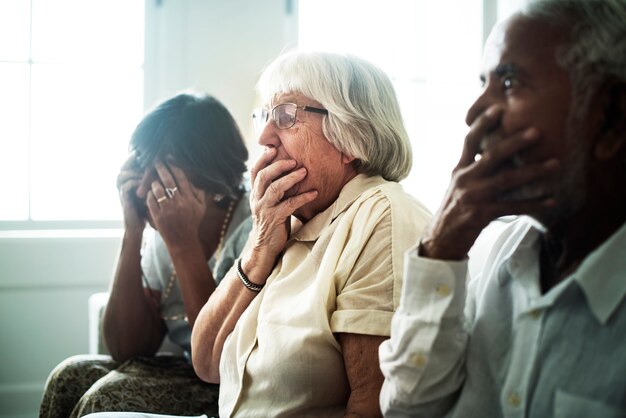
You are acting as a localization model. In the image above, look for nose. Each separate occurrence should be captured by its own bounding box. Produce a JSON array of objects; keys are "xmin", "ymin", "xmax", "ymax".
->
[
  {"xmin": 257, "ymin": 117, "xmax": 281, "ymax": 149},
  {"xmin": 465, "ymin": 85, "xmax": 494, "ymax": 126}
]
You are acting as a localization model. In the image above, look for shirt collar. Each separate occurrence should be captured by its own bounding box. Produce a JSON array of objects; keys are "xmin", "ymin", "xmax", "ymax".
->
[
  {"xmin": 501, "ymin": 218, "xmax": 626, "ymax": 324},
  {"xmin": 498, "ymin": 218, "xmax": 541, "ymax": 286},
  {"xmin": 290, "ymin": 174, "xmax": 387, "ymax": 242},
  {"xmin": 572, "ymin": 220, "xmax": 626, "ymax": 324}
]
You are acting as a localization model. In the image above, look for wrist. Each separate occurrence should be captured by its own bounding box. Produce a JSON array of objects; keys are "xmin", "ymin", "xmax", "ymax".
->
[
  {"xmin": 123, "ymin": 225, "xmax": 145, "ymax": 242},
  {"xmin": 236, "ymin": 258, "xmax": 265, "ymax": 292},
  {"xmin": 166, "ymin": 237, "xmax": 204, "ymax": 259},
  {"xmin": 419, "ymin": 237, "xmax": 468, "ymax": 261},
  {"xmin": 240, "ymin": 250, "xmax": 274, "ymax": 287},
  {"xmin": 124, "ymin": 217, "xmax": 146, "ymax": 235}
]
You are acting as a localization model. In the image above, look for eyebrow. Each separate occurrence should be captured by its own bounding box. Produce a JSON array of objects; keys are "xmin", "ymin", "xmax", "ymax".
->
[
  {"xmin": 493, "ymin": 63, "xmax": 519, "ymax": 77},
  {"xmin": 480, "ymin": 63, "xmax": 523, "ymax": 84}
]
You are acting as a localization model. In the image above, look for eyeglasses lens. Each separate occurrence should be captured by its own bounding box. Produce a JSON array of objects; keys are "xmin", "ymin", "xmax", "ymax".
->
[{"xmin": 274, "ymin": 104, "xmax": 297, "ymax": 129}]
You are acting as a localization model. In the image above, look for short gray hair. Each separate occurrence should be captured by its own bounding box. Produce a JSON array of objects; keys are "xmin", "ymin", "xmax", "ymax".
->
[
  {"xmin": 257, "ymin": 50, "xmax": 412, "ymax": 182},
  {"xmin": 521, "ymin": 0, "xmax": 626, "ymax": 115}
]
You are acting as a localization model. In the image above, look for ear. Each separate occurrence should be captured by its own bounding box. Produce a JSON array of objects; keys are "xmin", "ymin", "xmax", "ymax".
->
[
  {"xmin": 342, "ymin": 153, "xmax": 356, "ymax": 164},
  {"xmin": 593, "ymin": 81, "xmax": 626, "ymax": 160}
]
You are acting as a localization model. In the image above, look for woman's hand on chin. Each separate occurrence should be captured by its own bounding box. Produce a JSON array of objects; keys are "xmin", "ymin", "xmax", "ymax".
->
[{"xmin": 247, "ymin": 148, "xmax": 318, "ymax": 278}]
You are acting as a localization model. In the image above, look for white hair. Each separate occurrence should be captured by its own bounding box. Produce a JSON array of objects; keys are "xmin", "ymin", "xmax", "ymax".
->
[{"xmin": 257, "ymin": 50, "xmax": 412, "ymax": 182}]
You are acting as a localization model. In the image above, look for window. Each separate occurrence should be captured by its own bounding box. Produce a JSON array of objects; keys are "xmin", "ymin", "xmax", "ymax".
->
[
  {"xmin": 0, "ymin": 0, "xmax": 144, "ymax": 224},
  {"xmin": 298, "ymin": 0, "xmax": 484, "ymax": 211}
]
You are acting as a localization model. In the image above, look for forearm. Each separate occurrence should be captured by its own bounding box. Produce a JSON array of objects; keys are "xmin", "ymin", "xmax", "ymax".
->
[
  {"xmin": 168, "ymin": 242, "xmax": 216, "ymax": 327},
  {"xmin": 344, "ymin": 375, "xmax": 385, "ymax": 417},
  {"xmin": 379, "ymin": 249, "xmax": 469, "ymax": 417},
  {"xmin": 103, "ymin": 229, "xmax": 165, "ymax": 361},
  {"xmin": 191, "ymin": 253, "xmax": 270, "ymax": 383},
  {"xmin": 336, "ymin": 333, "xmax": 386, "ymax": 418}
]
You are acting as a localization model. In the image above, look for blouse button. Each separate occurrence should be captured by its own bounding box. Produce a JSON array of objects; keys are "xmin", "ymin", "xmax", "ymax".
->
[
  {"xmin": 436, "ymin": 284, "xmax": 451, "ymax": 297},
  {"xmin": 410, "ymin": 353, "xmax": 427, "ymax": 367},
  {"xmin": 507, "ymin": 392, "xmax": 521, "ymax": 407}
]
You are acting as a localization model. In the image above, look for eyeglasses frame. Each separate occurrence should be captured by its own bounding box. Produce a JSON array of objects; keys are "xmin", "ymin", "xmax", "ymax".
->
[{"xmin": 252, "ymin": 102, "xmax": 328, "ymax": 132}]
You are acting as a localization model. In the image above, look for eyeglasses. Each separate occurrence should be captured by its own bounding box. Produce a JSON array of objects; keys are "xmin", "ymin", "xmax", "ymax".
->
[{"xmin": 252, "ymin": 103, "xmax": 328, "ymax": 133}]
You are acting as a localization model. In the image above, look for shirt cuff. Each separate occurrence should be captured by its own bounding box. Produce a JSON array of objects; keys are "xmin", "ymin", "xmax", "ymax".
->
[{"xmin": 398, "ymin": 245, "xmax": 468, "ymax": 318}]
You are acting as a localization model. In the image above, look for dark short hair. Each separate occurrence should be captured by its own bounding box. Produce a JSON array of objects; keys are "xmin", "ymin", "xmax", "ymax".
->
[{"xmin": 130, "ymin": 92, "xmax": 248, "ymax": 198}]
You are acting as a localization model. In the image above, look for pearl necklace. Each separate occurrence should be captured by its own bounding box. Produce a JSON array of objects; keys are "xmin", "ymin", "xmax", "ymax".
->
[{"xmin": 160, "ymin": 198, "xmax": 236, "ymax": 321}]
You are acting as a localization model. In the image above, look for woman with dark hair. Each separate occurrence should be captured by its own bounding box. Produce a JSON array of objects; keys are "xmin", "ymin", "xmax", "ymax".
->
[{"xmin": 40, "ymin": 92, "xmax": 251, "ymax": 418}]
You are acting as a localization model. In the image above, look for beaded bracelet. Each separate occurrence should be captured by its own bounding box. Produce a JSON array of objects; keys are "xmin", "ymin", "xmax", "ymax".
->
[{"xmin": 236, "ymin": 258, "xmax": 264, "ymax": 292}]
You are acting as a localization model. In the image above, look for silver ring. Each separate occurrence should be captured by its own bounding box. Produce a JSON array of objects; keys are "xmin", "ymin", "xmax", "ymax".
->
[
  {"xmin": 165, "ymin": 186, "xmax": 178, "ymax": 199},
  {"xmin": 156, "ymin": 196, "xmax": 167, "ymax": 203}
]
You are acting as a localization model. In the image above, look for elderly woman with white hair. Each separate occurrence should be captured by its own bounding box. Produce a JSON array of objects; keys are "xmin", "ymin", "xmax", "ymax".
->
[
  {"xmin": 82, "ymin": 50, "xmax": 431, "ymax": 418},
  {"xmin": 191, "ymin": 50, "xmax": 431, "ymax": 417}
]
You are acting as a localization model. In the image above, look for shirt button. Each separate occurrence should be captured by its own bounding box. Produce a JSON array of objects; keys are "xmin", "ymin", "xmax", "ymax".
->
[
  {"xmin": 507, "ymin": 392, "xmax": 521, "ymax": 407},
  {"xmin": 410, "ymin": 353, "xmax": 427, "ymax": 367},
  {"xmin": 436, "ymin": 284, "xmax": 451, "ymax": 297}
]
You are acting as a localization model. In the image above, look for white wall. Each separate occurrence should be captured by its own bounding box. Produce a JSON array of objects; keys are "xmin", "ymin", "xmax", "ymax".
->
[
  {"xmin": 0, "ymin": 1, "xmax": 296, "ymax": 417},
  {"xmin": 144, "ymin": 0, "xmax": 298, "ymax": 149},
  {"xmin": 0, "ymin": 232, "xmax": 121, "ymax": 418}
]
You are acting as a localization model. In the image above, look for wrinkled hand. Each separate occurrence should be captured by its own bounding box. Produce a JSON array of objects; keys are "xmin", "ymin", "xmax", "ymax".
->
[
  {"xmin": 147, "ymin": 161, "xmax": 207, "ymax": 250},
  {"xmin": 420, "ymin": 106, "xmax": 560, "ymax": 260},
  {"xmin": 116, "ymin": 152, "xmax": 147, "ymax": 231},
  {"xmin": 245, "ymin": 148, "xmax": 318, "ymax": 280}
]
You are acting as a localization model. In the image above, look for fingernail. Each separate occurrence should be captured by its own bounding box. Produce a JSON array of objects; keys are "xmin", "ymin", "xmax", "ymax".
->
[
  {"xmin": 485, "ymin": 107, "xmax": 500, "ymax": 117},
  {"xmin": 523, "ymin": 128, "xmax": 539, "ymax": 140}
]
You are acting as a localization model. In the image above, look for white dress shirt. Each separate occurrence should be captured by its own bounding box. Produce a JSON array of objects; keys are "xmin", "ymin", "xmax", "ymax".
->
[{"xmin": 379, "ymin": 217, "xmax": 626, "ymax": 418}]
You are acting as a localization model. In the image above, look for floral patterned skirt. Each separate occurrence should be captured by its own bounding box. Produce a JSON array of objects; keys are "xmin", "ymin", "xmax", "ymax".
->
[{"xmin": 39, "ymin": 354, "xmax": 219, "ymax": 418}]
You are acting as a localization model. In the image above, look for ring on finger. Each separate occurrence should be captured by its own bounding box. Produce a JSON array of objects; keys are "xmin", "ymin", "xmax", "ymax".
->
[
  {"xmin": 165, "ymin": 186, "xmax": 178, "ymax": 199},
  {"xmin": 157, "ymin": 195, "xmax": 167, "ymax": 204}
]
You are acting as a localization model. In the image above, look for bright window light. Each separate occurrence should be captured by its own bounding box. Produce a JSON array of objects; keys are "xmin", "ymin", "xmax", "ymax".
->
[
  {"xmin": 0, "ymin": 63, "xmax": 30, "ymax": 220},
  {"xmin": 0, "ymin": 0, "xmax": 30, "ymax": 61},
  {"xmin": 0, "ymin": 0, "xmax": 144, "ymax": 223},
  {"xmin": 299, "ymin": 0, "xmax": 483, "ymax": 211}
]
